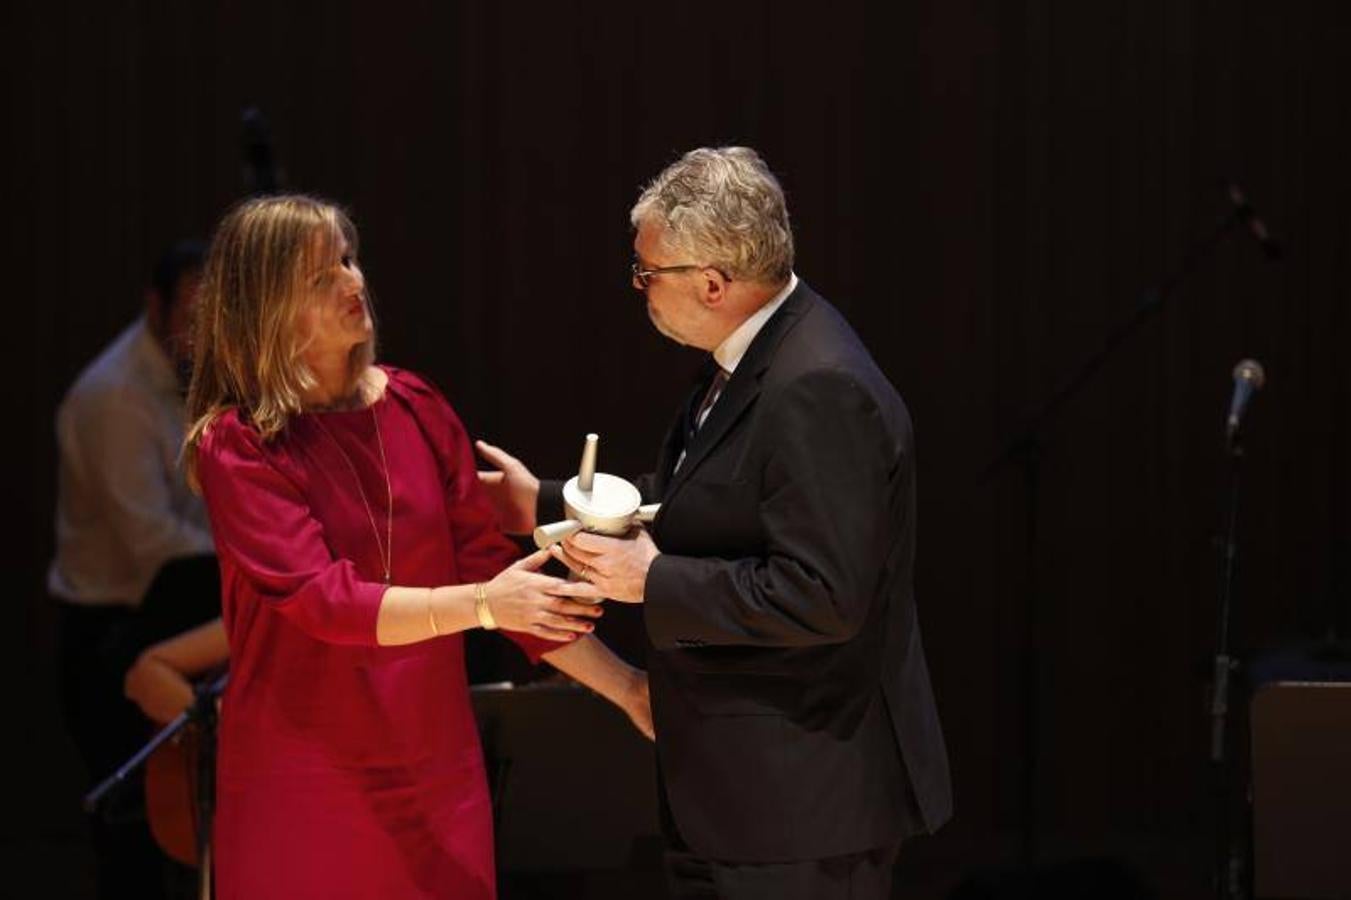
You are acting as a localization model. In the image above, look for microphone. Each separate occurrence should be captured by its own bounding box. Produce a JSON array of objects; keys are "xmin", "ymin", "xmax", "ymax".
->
[
  {"xmin": 1226, "ymin": 182, "xmax": 1283, "ymax": 260},
  {"xmin": 242, "ymin": 106, "xmax": 281, "ymax": 196},
  {"xmin": 1225, "ymin": 358, "xmax": 1266, "ymax": 447}
]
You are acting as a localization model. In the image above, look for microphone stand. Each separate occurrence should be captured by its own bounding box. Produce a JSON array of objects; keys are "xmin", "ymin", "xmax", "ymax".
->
[
  {"xmin": 83, "ymin": 671, "xmax": 228, "ymax": 900},
  {"xmin": 979, "ymin": 194, "xmax": 1271, "ymax": 865},
  {"xmin": 1210, "ymin": 429, "xmax": 1247, "ymax": 900}
]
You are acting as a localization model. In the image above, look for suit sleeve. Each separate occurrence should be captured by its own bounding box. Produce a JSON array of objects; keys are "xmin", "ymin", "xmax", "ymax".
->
[
  {"xmin": 632, "ymin": 472, "xmax": 661, "ymax": 503},
  {"xmin": 538, "ymin": 479, "xmax": 567, "ymax": 525},
  {"xmin": 643, "ymin": 368, "xmax": 901, "ymax": 649},
  {"xmin": 197, "ymin": 416, "xmax": 388, "ymax": 646}
]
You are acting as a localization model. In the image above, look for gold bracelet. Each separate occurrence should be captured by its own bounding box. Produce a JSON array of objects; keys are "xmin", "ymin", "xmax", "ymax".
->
[
  {"xmin": 474, "ymin": 583, "xmax": 498, "ymax": 630},
  {"xmin": 427, "ymin": 589, "xmax": 440, "ymax": 637}
]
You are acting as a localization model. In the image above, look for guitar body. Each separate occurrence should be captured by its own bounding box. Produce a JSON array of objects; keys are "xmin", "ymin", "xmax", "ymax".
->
[{"xmin": 145, "ymin": 727, "xmax": 201, "ymax": 867}]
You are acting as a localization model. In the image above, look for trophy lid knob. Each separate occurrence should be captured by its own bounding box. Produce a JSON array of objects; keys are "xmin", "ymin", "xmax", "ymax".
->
[{"xmin": 578, "ymin": 433, "xmax": 598, "ymax": 493}]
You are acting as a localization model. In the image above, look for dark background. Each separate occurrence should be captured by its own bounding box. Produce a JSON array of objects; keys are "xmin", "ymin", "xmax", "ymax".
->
[{"xmin": 5, "ymin": 1, "xmax": 1348, "ymax": 896}]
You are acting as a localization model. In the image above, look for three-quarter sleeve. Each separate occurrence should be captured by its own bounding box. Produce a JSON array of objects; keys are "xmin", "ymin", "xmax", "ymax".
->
[{"xmin": 197, "ymin": 413, "xmax": 388, "ymax": 646}]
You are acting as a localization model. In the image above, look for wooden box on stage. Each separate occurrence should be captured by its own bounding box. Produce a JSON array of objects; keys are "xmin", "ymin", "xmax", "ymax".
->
[
  {"xmin": 471, "ymin": 682, "xmax": 660, "ymax": 871},
  {"xmin": 1250, "ymin": 681, "xmax": 1351, "ymax": 898}
]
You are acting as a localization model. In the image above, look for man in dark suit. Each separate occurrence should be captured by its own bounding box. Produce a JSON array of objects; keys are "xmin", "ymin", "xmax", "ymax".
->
[{"xmin": 478, "ymin": 146, "xmax": 950, "ymax": 899}]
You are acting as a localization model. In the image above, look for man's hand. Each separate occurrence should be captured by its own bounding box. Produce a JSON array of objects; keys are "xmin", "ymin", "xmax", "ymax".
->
[
  {"xmin": 551, "ymin": 529, "xmax": 661, "ymax": 603},
  {"xmin": 475, "ymin": 440, "xmax": 539, "ymax": 535}
]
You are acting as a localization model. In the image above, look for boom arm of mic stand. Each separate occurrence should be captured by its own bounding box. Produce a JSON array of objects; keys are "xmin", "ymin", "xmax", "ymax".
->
[
  {"xmin": 972, "ymin": 201, "xmax": 1250, "ymax": 866},
  {"xmin": 981, "ymin": 204, "xmax": 1247, "ymax": 481},
  {"xmin": 83, "ymin": 710, "xmax": 190, "ymax": 813},
  {"xmin": 81, "ymin": 671, "xmax": 230, "ymax": 814}
]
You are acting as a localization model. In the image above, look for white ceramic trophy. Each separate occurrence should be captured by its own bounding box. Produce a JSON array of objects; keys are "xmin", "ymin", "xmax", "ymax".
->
[{"xmin": 532, "ymin": 433, "xmax": 659, "ymax": 549}]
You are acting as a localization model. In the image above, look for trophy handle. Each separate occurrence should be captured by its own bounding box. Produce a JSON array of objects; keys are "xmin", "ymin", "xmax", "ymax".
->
[{"xmin": 533, "ymin": 519, "xmax": 585, "ymax": 549}]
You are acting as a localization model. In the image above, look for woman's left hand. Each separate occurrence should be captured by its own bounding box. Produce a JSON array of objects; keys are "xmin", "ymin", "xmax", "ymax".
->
[{"xmin": 475, "ymin": 440, "xmax": 539, "ymax": 535}]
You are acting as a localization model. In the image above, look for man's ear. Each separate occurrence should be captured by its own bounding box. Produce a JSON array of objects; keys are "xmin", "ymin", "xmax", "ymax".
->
[{"xmin": 699, "ymin": 268, "xmax": 728, "ymax": 309}]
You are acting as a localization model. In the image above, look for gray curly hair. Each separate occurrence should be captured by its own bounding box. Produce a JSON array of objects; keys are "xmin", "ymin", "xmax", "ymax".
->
[{"xmin": 631, "ymin": 147, "xmax": 794, "ymax": 284}]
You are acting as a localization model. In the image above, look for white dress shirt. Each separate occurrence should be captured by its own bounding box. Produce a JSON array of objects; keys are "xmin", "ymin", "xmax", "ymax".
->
[
  {"xmin": 673, "ymin": 273, "xmax": 799, "ymax": 472},
  {"xmin": 48, "ymin": 316, "xmax": 214, "ymax": 606},
  {"xmin": 711, "ymin": 272, "xmax": 798, "ymax": 377}
]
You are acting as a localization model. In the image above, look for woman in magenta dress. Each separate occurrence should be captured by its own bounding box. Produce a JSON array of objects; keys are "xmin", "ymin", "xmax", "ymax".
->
[{"xmin": 183, "ymin": 195, "xmax": 651, "ymax": 899}]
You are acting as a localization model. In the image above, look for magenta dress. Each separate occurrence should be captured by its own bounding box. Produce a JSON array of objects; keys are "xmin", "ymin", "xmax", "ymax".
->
[{"xmin": 196, "ymin": 368, "xmax": 552, "ymax": 899}]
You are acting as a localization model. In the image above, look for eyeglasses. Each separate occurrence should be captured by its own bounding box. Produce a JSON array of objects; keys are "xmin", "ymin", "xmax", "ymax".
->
[
  {"xmin": 630, "ymin": 260, "xmax": 732, "ymax": 290},
  {"xmin": 631, "ymin": 261, "xmax": 699, "ymax": 290}
]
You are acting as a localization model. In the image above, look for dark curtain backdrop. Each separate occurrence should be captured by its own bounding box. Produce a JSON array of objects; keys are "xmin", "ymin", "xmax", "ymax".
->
[{"xmin": 6, "ymin": 0, "xmax": 1349, "ymax": 892}]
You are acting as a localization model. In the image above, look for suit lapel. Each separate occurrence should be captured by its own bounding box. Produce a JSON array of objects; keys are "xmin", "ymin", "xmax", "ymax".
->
[
  {"xmin": 662, "ymin": 282, "xmax": 815, "ymax": 502},
  {"xmin": 653, "ymin": 360, "xmax": 715, "ymax": 496}
]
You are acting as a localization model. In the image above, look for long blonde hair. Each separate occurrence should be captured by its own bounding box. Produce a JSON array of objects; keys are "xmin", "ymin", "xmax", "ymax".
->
[{"xmin": 184, "ymin": 195, "xmax": 375, "ymax": 483}]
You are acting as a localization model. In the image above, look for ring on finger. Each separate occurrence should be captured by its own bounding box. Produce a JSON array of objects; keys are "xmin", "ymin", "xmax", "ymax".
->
[{"xmin": 579, "ymin": 564, "xmax": 592, "ymax": 581}]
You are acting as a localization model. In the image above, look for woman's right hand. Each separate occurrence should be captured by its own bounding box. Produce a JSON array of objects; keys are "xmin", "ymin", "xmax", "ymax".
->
[{"xmin": 483, "ymin": 548, "xmax": 605, "ymax": 641}]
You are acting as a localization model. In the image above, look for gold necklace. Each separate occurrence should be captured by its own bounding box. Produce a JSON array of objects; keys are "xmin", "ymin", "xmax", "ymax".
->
[{"xmin": 311, "ymin": 405, "xmax": 393, "ymax": 583}]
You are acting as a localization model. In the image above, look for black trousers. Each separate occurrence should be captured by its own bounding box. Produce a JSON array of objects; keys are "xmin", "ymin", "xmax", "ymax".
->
[
  {"xmin": 58, "ymin": 558, "xmax": 221, "ymax": 899},
  {"xmin": 665, "ymin": 841, "xmax": 902, "ymax": 900},
  {"xmin": 58, "ymin": 602, "xmax": 180, "ymax": 900}
]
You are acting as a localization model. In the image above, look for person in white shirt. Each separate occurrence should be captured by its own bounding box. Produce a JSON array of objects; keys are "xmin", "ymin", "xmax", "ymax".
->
[{"xmin": 50, "ymin": 239, "xmax": 216, "ymax": 900}]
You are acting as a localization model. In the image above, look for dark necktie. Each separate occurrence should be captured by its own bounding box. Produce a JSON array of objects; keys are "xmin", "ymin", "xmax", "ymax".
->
[
  {"xmin": 687, "ymin": 367, "xmax": 730, "ymax": 443},
  {"xmin": 675, "ymin": 366, "xmax": 729, "ymax": 474}
]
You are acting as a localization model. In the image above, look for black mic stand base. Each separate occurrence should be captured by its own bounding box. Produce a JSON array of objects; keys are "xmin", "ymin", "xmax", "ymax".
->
[{"xmin": 82, "ymin": 672, "xmax": 228, "ymax": 900}]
